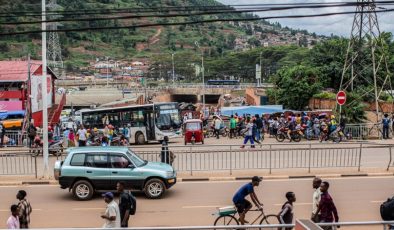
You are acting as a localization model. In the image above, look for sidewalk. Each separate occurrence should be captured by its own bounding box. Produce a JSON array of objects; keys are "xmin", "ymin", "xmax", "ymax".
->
[{"xmin": 1, "ymin": 167, "xmax": 393, "ymax": 186}]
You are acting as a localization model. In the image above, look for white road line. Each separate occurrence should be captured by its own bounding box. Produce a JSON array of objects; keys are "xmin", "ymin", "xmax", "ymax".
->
[
  {"xmin": 72, "ymin": 207, "xmax": 103, "ymax": 211},
  {"xmin": 0, "ymin": 209, "xmax": 42, "ymax": 212},
  {"xmin": 371, "ymin": 200, "xmax": 385, "ymax": 203},
  {"xmin": 182, "ymin": 205, "xmax": 222, "ymax": 209},
  {"xmin": 274, "ymin": 203, "xmax": 312, "ymax": 206}
]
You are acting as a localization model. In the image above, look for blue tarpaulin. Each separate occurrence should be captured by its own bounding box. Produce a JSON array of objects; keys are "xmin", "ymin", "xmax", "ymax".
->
[{"xmin": 221, "ymin": 106, "xmax": 284, "ymax": 116}]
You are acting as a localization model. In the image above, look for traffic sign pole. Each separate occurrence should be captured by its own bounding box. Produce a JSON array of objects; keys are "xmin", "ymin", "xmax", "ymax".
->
[{"xmin": 336, "ymin": 91, "xmax": 347, "ymax": 124}]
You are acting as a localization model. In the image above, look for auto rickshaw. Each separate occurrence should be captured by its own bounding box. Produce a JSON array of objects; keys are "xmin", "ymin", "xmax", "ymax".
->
[{"xmin": 184, "ymin": 119, "xmax": 204, "ymax": 145}]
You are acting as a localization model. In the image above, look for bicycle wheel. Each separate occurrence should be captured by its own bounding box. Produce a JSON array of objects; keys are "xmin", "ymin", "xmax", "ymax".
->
[
  {"xmin": 214, "ymin": 215, "xmax": 239, "ymax": 228},
  {"xmin": 259, "ymin": 214, "xmax": 280, "ymax": 230}
]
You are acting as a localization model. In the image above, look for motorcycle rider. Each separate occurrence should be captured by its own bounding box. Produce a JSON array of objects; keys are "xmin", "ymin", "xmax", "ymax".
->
[
  {"xmin": 286, "ymin": 116, "xmax": 296, "ymax": 141},
  {"xmin": 329, "ymin": 115, "xmax": 338, "ymax": 136}
]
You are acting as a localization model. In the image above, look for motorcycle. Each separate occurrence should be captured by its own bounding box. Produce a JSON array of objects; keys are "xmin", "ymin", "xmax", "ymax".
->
[
  {"xmin": 276, "ymin": 127, "xmax": 302, "ymax": 142},
  {"xmin": 31, "ymin": 136, "xmax": 63, "ymax": 157},
  {"xmin": 208, "ymin": 126, "xmax": 229, "ymax": 138}
]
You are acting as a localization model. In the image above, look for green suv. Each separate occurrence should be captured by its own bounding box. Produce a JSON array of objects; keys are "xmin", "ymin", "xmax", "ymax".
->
[{"xmin": 54, "ymin": 147, "xmax": 176, "ymax": 200}]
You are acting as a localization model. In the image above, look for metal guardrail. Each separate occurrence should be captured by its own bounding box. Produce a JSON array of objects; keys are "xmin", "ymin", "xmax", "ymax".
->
[
  {"xmin": 2, "ymin": 131, "xmax": 28, "ymax": 146},
  {"xmin": 0, "ymin": 150, "xmax": 37, "ymax": 177},
  {"xmin": 132, "ymin": 143, "xmax": 386, "ymax": 175},
  {"xmin": 344, "ymin": 123, "xmax": 382, "ymax": 140}
]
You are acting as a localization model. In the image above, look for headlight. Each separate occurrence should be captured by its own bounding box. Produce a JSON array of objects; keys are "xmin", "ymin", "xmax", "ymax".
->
[{"xmin": 166, "ymin": 171, "xmax": 174, "ymax": 178}]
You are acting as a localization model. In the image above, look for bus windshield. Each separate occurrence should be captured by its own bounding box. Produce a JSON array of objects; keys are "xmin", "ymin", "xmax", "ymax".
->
[{"xmin": 155, "ymin": 104, "xmax": 181, "ymax": 131}]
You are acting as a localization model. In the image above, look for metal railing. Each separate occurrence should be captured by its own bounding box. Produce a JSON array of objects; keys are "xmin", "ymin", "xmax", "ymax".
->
[
  {"xmin": 132, "ymin": 143, "xmax": 389, "ymax": 175},
  {"xmin": 0, "ymin": 150, "xmax": 37, "ymax": 177},
  {"xmin": 2, "ymin": 131, "xmax": 28, "ymax": 146},
  {"xmin": 344, "ymin": 123, "xmax": 382, "ymax": 140}
]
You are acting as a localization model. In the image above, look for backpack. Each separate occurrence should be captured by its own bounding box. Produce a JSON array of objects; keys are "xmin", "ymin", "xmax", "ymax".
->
[
  {"xmin": 380, "ymin": 197, "xmax": 394, "ymax": 220},
  {"xmin": 128, "ymin": 192, "xmax": 137, "ymax": 215}
]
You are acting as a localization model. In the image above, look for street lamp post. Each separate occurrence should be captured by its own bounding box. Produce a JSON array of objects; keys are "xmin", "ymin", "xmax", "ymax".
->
[
  {"xmin": 195, "ymin": 41, "xmax": 205, "ymax": 116},
  {"xmin": 171, "ymin": 53, "xmax": 175, "ymax": 83},
  {"xmin": 106, "ymin": 57, "xmax": 109, "ymax": 87},
  {"xmin": 41, "ymin": 0, "xmax": 49, "ymax": 178}
]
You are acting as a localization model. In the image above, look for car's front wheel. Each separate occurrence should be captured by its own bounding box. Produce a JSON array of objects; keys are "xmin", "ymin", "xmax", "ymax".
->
[
  {"xmin": 72, "ymin": 180, "xmax": 94, "ymax": 201},
  {"xmin": 144, "ymin": 178, "xmax": 166, "ymax": 199}
]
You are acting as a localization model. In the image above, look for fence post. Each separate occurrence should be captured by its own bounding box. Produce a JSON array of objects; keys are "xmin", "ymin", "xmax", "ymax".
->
[
  {"xmin": 189, "ymin": 146, "xmax": 193, "ymax": 176},
  {"xmin": 34, "ymin": 155, "xmax": 37, "ymax": 179},
  {"xmin": 358, "ymin": 143, "xmax": 363, "ymax": 172},
  {"xmin": 387, "ymin": 146, "xmax": 392, "ymax": 171},
  {"xmin": 230, "ymin": 145, "xmax": 233, "ymax": 175},
  {"xmin": 269, "ymin": 144, "xmax": 272, "ymax": 174},
  {"xmin": 308, "ymin": 144, "xmax": 312, "ymax": 173}
]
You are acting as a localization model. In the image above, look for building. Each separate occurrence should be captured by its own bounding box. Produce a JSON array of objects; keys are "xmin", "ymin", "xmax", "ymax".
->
[{"xmin": 0, "ymin": 60, "xmax": 65, "ymax": 127}]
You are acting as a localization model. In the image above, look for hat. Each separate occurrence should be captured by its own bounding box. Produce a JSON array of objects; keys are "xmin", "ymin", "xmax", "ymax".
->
[
  {"xmin": 102, "ymin": 192, "xmax": 114, "ymax": 199},
  {"xmin": 252, "ymin": 176, "xmax": 263, "ymax": 182}
]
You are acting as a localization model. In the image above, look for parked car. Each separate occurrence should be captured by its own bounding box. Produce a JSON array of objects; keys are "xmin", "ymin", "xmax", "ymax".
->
[{"xmin": 54, "ymin": 147, "xmax": 176, "ymax": 200}]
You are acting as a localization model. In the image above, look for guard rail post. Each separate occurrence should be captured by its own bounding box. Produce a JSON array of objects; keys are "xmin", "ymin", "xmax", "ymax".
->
[
  {"xmin": 230, "ymin": 145, "xmax": 233, "ymax": 175},
  {"xmin": 189, "ymin": 146, "xmax": 193, "ymax": 176},
  {"xmin": 387, "ymin": 146, "xmax": 392, "ymax": 171},
  {"xmin": 308, "ymin": 144, "xmax": 312, "ymax": 173},
  {"xmin": 34, "ymin": 155, "xmax": 37, "ymax": 179},
  {"xmin": 269, "ymin": 144, "xmax": 272, "ymax": 174},
  {"xmin": 358, "ymin": 143, "xmax": 363, "ymax": 172}
]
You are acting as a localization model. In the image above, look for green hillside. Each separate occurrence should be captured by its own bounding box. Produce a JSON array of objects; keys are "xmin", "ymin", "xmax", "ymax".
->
[{"xmin": 0, "ymin": 0, "xmax": 313, "ymax": 73}]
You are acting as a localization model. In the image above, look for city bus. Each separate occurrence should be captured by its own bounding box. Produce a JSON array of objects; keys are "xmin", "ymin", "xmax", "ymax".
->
[{"xmin": 80, "ymin": 102, "xmax": 181, "ymax": 144}]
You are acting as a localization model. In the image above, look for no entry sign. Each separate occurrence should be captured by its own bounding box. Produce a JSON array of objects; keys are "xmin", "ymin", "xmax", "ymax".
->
[{"xmin": 336, "ymin": 91, "xmax": 346, "ymax": 105}]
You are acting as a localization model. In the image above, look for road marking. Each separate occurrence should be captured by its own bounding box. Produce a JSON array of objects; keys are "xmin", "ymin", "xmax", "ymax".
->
[
  {"xmin": 274, "ymin": 203, "xmax": 312, "ymax": 206},
  {"xmin": 72, "ymin": 207, "xmax": 103, "ymax": 211},
  {"xmin": 0, "ymin": 209, "xmax": 42, "ymax": 212},
  {"xmin": 371, "ymin": 200, "xmax": 385, "ymax": 203},
  {"xmin": 182, "ymin": 205, "xmax": 221, "ymax": 209}
]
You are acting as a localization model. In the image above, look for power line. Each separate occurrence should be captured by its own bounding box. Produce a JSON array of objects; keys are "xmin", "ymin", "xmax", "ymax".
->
[{"xmin": 1, "ymin": 8, "xmax": 393, "ymax": 36}]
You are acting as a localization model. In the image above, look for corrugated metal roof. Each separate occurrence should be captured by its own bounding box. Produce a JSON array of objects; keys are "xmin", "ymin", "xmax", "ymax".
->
[{"xmin": 0, "ymin": 61, "xmax": 56, "ymax": 82}]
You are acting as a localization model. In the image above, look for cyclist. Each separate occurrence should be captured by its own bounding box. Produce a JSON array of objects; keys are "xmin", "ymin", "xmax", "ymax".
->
[{"xmin": 232, "ymin": 176, "xmax": 264, "ymax": 225}]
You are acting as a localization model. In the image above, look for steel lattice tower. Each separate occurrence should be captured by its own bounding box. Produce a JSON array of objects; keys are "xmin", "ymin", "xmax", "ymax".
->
[
  {"xmin": 339, "ymin": 0, "xmax": 392, "ymax": 121},
  {"xmin": 47, "ymin": 0, "xmax": 64, "ymax": 78}
]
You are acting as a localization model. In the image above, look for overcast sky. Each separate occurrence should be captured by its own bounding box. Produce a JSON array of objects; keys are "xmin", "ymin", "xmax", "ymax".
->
[{"xmin": 217, "ymin": 0, "xmax": 394, "ymax": 36}]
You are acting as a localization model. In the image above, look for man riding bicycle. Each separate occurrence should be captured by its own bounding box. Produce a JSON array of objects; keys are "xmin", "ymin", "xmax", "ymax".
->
[{"xmin": 232, "ymin": 176, "xmax": 264, "ymax": 225}]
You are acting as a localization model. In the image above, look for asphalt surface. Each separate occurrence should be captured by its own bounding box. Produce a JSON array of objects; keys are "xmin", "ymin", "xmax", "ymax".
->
[{"xmin": 0, "ymin": 177, "xmax": 393, "ymax": 229}]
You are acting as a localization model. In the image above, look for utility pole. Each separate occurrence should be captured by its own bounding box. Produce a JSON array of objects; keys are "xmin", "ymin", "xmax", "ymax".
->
[
  {"xmin": 195, "ymin": 41, "xmax": 205, "ymax": 116},
  {"xmin": 339, "ymin": 0, "xmax": 392, "ymax": 123},
  {"xmin": 106, "ymin": 57, "xmax": 109, "ymax": 87},
  {"xmin": 171, "ymin": 53, "xmax": 175, "ymax": 83},
  {"xmin": 41, "ymin": 0, "xmax": 49, "ymax": 178},
  {"xmin": 47, "ymin": 0, "xmax": 64, "ymax": 78},
  {"xmin": 259, "ymin": 51, "xmax": 262, "ymax": 87}
]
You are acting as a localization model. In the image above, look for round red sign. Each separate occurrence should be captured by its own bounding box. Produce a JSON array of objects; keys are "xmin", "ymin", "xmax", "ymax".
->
[{"xmin": 336, "ymin": 91, "xmax": 346, "ymax": 105}]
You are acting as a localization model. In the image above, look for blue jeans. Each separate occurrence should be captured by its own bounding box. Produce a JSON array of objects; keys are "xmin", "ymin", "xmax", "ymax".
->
[
  {"xmin": 243, "ymin": 135, "xmax": 254, "ymax": 145},
  {"xmin": 255, "ymin": 129, "xmax": 261, "ymax": 140}
]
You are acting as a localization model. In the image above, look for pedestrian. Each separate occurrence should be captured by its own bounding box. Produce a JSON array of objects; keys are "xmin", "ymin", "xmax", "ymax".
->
[
  {"xmin": 68, "ymin": 129, "xmax": 75, "ymax": 147},
  {"xmin": 382, "ymin": 114, "xmax": 390, "ymax": 139},
  {"xmin": 255, "ymin": 114, "xmax": 263, "ymax": 141},
  {"xmin": 311, "ymin": 177, "xmax": 322, "ymax": 223},
  {"xmin": 27, "ymin": 123, "xmax": 36, "ymax": 148},
  {"xmin": 161, "ymin": 136, "xmax": 171, "ymax": 165},
  {"xmin": 214, "ymin": 116, "xmax": 221, "ymax": 139},
  {"xmin": 240, "ymin": 117, "xmax": 255, "ymax": 149},
  {"xmin": 101, "ymin": 192, "xmax": 121, "ymax": 228},
  {"xmin": 16, "ymin": 190, "xmax": 32, "ymax": 229},
  {"xmin": 116, "ymin": 182, "xmax": 134, "ymax": 228},
  {"xmin": 229, "ymin": 115, "xmax": 237, "ymax": 139},
  {"xmin": 0, "ymin": 122, "xmax": 5, "ymax": 147},
  {"xmin": 7, "ymin": 205, "xmax": 19, "ymax": 229},
  {"xmin": 252, "ymin": 120, "xmax": 262, "ymax": 147},
  {"xmin": 313, "ymin": 181, "xmax": 339, "ymax": 230},
  {"xmin": 77, "ymin": 125, "xmax": 87, "ymax": 146},
  {"xmin": 278, "ymin": 192, "xmax": 296, "ymax": 230}
]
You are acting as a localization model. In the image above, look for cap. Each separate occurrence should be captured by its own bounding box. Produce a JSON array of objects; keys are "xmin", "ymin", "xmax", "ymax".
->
[
  {"xmin": 102, "ymin": 192, "xmax": 114, "ymax": 199},
  {"xmin": 252, "ymin": 176, "xmax": 263, "ymax": 182}
]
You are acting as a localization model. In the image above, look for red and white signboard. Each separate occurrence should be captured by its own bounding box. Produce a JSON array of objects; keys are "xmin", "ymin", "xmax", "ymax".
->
[{"xmin": 336, "ymin": 91, "xmax": 346, "ymax": 106}]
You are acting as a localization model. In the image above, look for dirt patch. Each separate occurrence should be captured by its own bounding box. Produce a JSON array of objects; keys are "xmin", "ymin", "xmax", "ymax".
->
[{"xmin": 69, "ymin": 46, "xmax": 102, "ymax": 56}]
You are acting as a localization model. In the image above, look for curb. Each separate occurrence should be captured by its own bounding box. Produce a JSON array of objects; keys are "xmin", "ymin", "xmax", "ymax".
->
[{"xmin": 0, "ymin": 172, "xmax": 393, "ymax": 186}]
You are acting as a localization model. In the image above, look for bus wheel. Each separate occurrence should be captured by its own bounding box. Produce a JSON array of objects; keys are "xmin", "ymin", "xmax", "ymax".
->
[{"xmin": 136, "ymin": 132, "xmax": 146, "ymax": 145}]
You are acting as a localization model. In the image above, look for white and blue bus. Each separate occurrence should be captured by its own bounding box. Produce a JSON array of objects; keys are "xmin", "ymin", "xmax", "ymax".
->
[{"xmin": 80, "ymin": 102, "xmax": 181, "ymax": 144}]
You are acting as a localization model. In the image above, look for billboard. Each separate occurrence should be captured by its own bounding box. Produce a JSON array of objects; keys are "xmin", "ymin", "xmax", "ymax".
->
[
  {"xmin": 31, "ymin": 74, "xmax": 52, "ymax": 113},
  {"xmin": 0, "ymin": 101, "xmax": 23, "ymax": 111}
]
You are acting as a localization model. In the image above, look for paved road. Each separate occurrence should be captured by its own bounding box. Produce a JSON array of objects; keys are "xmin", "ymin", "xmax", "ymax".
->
[{"xmin": 0, "ymin": 177, "xmax": 392, "ymax": 229}]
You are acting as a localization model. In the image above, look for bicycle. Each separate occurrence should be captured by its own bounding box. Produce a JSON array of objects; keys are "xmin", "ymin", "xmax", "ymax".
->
[{"xmin": 213, "ymin": 206, "xmax": 280, "ymax": 229}]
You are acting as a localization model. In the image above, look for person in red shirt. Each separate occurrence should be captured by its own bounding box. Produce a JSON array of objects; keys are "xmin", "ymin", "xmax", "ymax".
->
[{"xmin": 313, "ymin": 181, "xmax": 339, "ymax": 230}]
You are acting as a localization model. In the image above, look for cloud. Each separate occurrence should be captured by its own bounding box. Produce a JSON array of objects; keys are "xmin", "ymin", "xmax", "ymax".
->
[{"xmin": 217, "ymin": 0, "xmax": 394, "ymax": 36}]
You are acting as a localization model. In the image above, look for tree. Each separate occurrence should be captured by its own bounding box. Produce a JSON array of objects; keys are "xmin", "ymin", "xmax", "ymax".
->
[{"xmin": 269, "ymin": 65, "xmax": 322, "ymax": 110}]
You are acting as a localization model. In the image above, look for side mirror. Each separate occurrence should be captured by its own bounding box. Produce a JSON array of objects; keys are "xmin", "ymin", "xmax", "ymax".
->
[{"xmin": 128, "ymin": 164, "xmax": 135, "ymax": 169}]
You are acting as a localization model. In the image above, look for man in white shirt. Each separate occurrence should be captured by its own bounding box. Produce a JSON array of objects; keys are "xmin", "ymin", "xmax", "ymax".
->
[
  {"xmin": 214, "ymin": 116, "xmax": 222, "ymax": 139},
  {"xmin": 311, "ymin": 177, "xmax": 322, "ymax": 223},
  {"xmin": 77, "ymin": 126, "xmax": 87, "ymax": 147},
  {"xmin": 7, "ymin": 205, "xmax": 20, "ymax": 229},
  {"xmin": 101, "ymin": 192, "xmax": 121, "ymax": 228}
]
